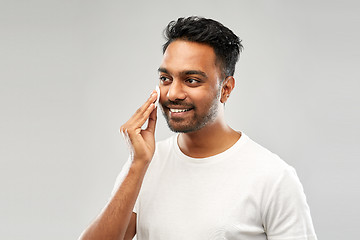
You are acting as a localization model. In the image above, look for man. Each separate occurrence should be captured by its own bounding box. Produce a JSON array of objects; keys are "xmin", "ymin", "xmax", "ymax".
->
[{"xmin": 80, "ymin": 17, "xmax": 317, "ymax": 240}]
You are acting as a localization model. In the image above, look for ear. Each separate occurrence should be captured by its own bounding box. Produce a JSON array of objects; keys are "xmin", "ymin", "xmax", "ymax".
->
[{"xmin": 220, "ymin": 76, "xmax": 235, "ymax": 103}]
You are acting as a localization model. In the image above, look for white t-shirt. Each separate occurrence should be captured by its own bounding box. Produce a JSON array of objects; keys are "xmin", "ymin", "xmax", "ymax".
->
[{"xmin": 112, "ymin": 133, "xmax": 317, "ymax": 240}]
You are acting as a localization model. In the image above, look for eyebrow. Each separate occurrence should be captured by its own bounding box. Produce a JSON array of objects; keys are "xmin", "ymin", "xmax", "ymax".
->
[{"xmin": 158, "ymin": 67, "xmax": 208, "ymax": 78}]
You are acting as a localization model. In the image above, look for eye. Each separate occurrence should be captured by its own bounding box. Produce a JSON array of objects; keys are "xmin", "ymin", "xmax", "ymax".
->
[
  {"xmin": 159, "ymin": 76, "xmax": 171, "ymax": 84},
  {"xmin": 186, "ymin": 78, "xmax": 200, "ymax": 85}
]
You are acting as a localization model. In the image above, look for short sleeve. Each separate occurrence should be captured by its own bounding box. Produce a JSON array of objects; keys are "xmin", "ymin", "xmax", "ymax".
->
[
  {"xmin": 262, "ymin": 166, "xmax": 317, "ymax": 240},
  {"xmin": 110, "ymin": 157, "xmax": 138, "ymax": 213}
]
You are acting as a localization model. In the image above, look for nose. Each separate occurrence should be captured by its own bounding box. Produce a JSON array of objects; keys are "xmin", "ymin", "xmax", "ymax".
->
[{"xmin": 166, "ymin": 80, "xmax": 186, "ymax": 101}]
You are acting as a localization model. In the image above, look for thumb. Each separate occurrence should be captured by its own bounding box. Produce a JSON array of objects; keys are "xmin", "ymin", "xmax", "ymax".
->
[{"xmin": 146, "ymin": 107, "xmax": 157, "ymax": 133}]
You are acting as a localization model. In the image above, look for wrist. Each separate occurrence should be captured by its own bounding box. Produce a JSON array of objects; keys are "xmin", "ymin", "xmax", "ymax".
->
[{"xmin": 130, "ymin": 158, "xmax": 151, "ymax": 171}]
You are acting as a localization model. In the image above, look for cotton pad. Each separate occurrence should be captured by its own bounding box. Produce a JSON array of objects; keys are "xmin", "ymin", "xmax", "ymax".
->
[{"xmin": 155, "ymin": 85, "xmax": 160, "ymax": 107}]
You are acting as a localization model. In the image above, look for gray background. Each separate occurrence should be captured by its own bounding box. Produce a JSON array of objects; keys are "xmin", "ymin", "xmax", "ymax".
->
[{"xmin": 1, "ymin": 0, "xmax": 359, "ymax": 239}]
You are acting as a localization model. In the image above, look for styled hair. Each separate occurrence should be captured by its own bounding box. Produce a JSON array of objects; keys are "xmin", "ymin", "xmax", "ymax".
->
[{"xmin": 163, "ymin": 16, "xmax": 243, "ymax": 77}]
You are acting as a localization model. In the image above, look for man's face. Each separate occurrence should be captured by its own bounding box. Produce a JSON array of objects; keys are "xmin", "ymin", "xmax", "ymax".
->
[{"xmin": 158, "ymin": 40, "xmax": 223, "ymax": 133}]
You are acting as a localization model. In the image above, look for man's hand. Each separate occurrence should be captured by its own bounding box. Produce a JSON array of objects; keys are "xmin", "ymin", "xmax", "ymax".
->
[
  {"xmin": 120, "ymin": 90, "xmax": 158, "ymax": 164},
  {"xmin": 78, "ymin": 90, "xmax": 159, "ymax": 240}
]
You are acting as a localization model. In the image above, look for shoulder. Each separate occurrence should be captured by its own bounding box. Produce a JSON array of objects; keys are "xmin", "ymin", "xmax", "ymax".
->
[
  {"xmin": 240, "ymin": 134, "xmax": 291, "ymax": 175},
  {"xmin": 235, "ymin": 134, "xmax": 305, "ymax": 203}
]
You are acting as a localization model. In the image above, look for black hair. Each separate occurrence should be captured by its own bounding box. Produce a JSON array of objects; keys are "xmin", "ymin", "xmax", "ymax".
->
[{"xmin": 163, "ymin": 16, "xmax": 243, "ymax": 77}]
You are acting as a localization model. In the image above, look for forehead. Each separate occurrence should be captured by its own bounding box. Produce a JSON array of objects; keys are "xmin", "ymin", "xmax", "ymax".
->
[{"xmin": 160, "ymin": 40, "xmax": 219, "ymax": 75}]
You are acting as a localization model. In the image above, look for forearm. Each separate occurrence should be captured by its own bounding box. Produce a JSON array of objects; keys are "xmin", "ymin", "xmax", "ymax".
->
[
  {"xmin": 80, "ymin": 89, "xmax": 158, "ymax": 240},
  {"xmin": 79, "ymin": 160, "xmax": 149, "ymax": 240}
]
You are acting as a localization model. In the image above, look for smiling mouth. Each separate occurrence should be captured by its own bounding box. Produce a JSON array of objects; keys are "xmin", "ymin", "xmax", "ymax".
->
[{"xmin": 169, "ymin": 108, "xmax": 192, "ymax": 113}]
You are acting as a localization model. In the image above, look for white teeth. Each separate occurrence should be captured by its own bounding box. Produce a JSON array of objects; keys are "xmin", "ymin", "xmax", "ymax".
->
[{"xmin": 170, "ymin": 108, "xmax": 190, "ymax": 113}]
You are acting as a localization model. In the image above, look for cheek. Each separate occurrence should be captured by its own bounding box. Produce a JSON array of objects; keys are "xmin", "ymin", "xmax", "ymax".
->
[
  {"xmin": 187, "ymin": 91, "xmax": 206, "ymax": 105},
  {"xmin": 192, "ymin": 89, "xmax": 219, "ymax": 108},
  {"xmin": 159, "ymin": 86, "xmax": 166, "ymax": 102}
]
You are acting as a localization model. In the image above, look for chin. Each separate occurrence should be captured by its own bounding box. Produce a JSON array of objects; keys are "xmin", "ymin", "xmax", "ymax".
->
[{"xmin": 166, "ymin": 120, "xmax": 206, "ymax": 133}]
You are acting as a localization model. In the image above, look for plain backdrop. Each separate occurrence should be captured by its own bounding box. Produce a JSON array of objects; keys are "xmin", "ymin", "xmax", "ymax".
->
[{"xmin": 1, "ymin": 0, "xmax": 359, "ymax": 239}]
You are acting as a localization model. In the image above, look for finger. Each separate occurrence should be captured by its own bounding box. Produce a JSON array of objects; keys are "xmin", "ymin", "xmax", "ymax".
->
[
  {"xmin": 128, "ymin": 102, "xmax": 155, "ymax": 132},
  {"xmin": 119, "ymin": 90, "xmax": 158, "ymax": 138},
  {"xmin": 146, "ymin": 107, "xmax": 157, "ymax": 133},
  {"xmin": 138, "ymin": 91, "xmax": 158, "ymax": 114},
  {"xmin": 129, "ymin": 91, "xmax": 158, "ymax": 126},
  {"xmin": 124, "ymin": 103, "xmax": 155, "ymax": 139}
]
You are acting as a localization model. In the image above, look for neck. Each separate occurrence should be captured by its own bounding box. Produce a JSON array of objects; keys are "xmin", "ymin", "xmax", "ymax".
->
[{"xmin": 177, "ymin": 118, "xmax": 240, "ymax": 158}]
